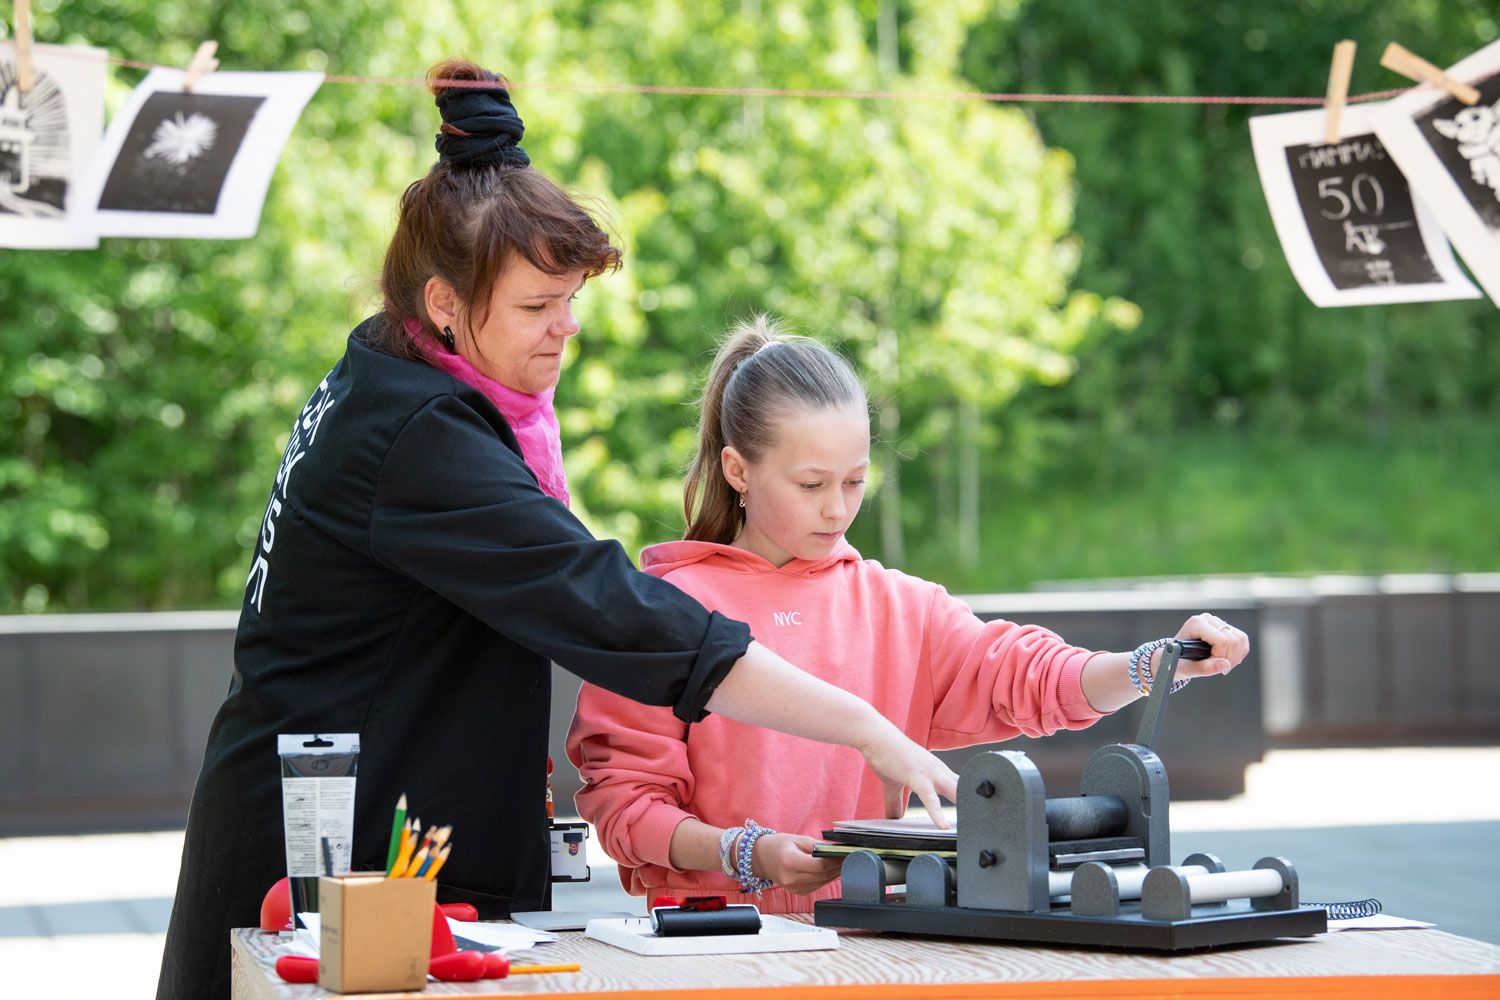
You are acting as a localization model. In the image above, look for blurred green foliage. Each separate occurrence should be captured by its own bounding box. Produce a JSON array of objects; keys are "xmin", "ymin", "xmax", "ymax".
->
[
  {"xmin": 960, "ymin": 0, "xmax": 1499, "ymax": 444},
  {"xmin": 1, "ymin": 1, "xmax": 1496, "ymax": 612}
]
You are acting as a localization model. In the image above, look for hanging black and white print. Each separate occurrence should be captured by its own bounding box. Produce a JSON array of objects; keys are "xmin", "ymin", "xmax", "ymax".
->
[
  {"xmin": 1250, "ymin": 102, "xmax": 1478, "ymax": 307},
  {"xmin": 76, "ymin": 67, "xmax": 321, "ymax": 239},
  {"xmin": 0, "ymin": 42, "xmax": 106, "ymax": 249},
  {"xmin": 1372, "ymin": 38, "xmax": 1500, "ymax": 306}
]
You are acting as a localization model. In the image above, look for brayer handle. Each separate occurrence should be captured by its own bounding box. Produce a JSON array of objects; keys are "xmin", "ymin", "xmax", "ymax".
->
[{"xmin": 1177, "ymin": 639, "xmax": 1211, "ymax": 660}]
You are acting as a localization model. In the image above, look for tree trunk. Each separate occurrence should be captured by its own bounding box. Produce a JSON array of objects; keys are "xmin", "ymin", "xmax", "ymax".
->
[{"xmin": 959, "ymin": 400, "xmax": 980, "ymax": 568}]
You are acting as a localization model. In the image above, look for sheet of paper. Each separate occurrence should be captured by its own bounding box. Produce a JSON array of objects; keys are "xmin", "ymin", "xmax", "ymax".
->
[
  {"xmin": 446, "ymin": 918, "xmax": 558, "ymax": 952},
  {"xmin": 0, "ymin": 42, "xmax": 107, "ymax": 248},
  {"xmin": 1249, "ymin": 103, "xmax": 1479, "ymax": 306},
  {"xmin": 1371, "ymin": 37, "xmax": 1500, "ymax": 305},
  {"xmin": 75, "ymin": 67, "xmax": 322, "ymax": 239},
  {"xmin": 831, "ymin": 817, "xmax": 957, "ymax": 838},
  {"xmin": 294, "ymin": 912, "xmax": 320, "ymax": 955},
  {"xmin": 1327, "ymin": 913, "xmax": 1436, "ymax": 932}
]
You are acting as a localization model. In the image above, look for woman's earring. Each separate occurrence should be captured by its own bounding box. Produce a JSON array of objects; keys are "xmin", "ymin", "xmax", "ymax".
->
[
  {"xmin": 738, "ymin": 493, "xmax": 747, "ymax": 508},
  {"xmin": 440, "ymin": 325, "xmax": 457, "ymax": 352}
]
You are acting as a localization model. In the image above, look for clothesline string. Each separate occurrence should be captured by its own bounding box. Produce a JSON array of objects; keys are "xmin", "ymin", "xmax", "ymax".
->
[{"xmin": 31, "ymin": 47, "xmax": 1499, "ymax": 107}]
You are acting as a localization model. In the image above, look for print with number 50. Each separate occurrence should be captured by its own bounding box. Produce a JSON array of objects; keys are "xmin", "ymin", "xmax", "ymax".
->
[{"xmin": 1318, "ymin": 174, "xmax": 1386, "ymax": 220}]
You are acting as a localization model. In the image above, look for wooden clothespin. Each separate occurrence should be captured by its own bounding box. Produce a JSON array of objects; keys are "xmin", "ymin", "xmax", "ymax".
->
[
  {"xmin": 1380, "ymin": 42, "xmax": 1479, "ymax": 105},
  {"xmin": 1322, "ymin": 40, "xmax": 1357, "ymax": 145},
  {"xmin": 12, "ymin": 0, "xmax": 35, "ymax": 94},
  {"xmin": 181, "ymin": 40, "xmax": 218, "ymax": 93}
]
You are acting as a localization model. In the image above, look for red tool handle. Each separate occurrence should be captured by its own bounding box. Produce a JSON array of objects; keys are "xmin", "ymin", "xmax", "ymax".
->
[{"xmin": 274, "ymin": 955, "xmax": 319, "ymax": 984}]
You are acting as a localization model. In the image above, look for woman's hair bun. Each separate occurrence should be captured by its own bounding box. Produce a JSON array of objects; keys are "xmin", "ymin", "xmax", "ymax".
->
[{"xmin": 427, "ymin": 58, "xmax": 530, "ymax": 169}]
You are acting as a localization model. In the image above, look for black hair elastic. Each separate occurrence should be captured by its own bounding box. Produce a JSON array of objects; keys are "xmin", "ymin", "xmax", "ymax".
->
[{"xmin": 435, "ymin": 83, "xmax": 530, "ymax": 168}]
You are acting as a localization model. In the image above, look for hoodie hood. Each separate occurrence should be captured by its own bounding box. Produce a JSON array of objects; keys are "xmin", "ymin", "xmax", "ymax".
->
[{"xmin": 641, "ymin": 538, "xmax": 861, "ymax": 579}]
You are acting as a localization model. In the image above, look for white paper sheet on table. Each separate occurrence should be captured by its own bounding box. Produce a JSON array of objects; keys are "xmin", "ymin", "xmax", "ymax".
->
[
  {"xmin": 446, "ymin": 918, "xmax": 558, "ymax": 952},
  {"xmin": 293, "ymin": 912, "xmax": 321, "ymax": 955},
  {"xmin": 831, "ymin": 817, "xmax": 957, "ymax": 838},
  {"xmin": 291, "ymin": 911, "xmax": 557, "ymax": 955},
  {"xmin": 1327, "ymin": 913, "xmax": 1436, "ymax": 932}
]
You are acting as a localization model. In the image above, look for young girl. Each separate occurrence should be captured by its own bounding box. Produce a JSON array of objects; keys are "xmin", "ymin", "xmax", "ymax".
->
[{"xmin": 565, "ymin": 315, "xmax": 1248, "ymax": 914}]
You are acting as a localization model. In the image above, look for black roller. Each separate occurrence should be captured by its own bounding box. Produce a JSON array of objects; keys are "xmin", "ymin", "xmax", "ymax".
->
[
  {"xmin": 651, "ymin": 906, "xmax": 762, "ymax": 936},
  {"xmin": 1044, "ymin": 795, "xmax": 1128, "ymax": 840}
]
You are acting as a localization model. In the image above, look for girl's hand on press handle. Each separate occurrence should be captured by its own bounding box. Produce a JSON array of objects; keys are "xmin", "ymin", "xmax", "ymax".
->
[
  {"xmin": 1172, "ymin": 612, "xmax": 1251, "ymax": 679},
  {"xmin": 752, "ymin": 834, "xmax": 841, "ymax": 895},
  {"xmin": 856, "ymin": 721, "xmax": 958, "ymax": 829}
]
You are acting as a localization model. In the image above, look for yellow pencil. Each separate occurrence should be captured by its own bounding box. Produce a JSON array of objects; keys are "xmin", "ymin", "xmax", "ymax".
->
[
  {"xmin": 404, "ymin": 843, "xmax": 430, "ymax": 879},
  {"xmin": 423, "ymin": 843, "xmax": 451, "ymax": 881},
  {"xmin": 510, "ymin": 963, "xmax": 581, "ymax": 974},
  {"xmin": 389, "ymin": 817, "xmax": 419, "ymax": 878}
]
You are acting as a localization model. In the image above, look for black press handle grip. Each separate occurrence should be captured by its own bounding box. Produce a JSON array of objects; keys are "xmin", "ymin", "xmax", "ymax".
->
[{"xmin": 1177, "ymin": 638, "xmax": 1212, "ymax": 660}]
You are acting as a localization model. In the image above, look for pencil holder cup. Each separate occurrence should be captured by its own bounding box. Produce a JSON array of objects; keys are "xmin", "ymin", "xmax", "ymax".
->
[{"xmin": 318, "ymin": 873, "xmax": 436, "ymax": 993}]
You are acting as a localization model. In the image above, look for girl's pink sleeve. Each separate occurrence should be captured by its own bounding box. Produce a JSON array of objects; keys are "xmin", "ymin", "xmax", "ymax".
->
[
  {"xmin": 923, "ymin": 586, "xmax": 1105, "ymax": 750},
  {"xmin": 564, "ymin": 681, "xmax": 697, "ymax": 870}
]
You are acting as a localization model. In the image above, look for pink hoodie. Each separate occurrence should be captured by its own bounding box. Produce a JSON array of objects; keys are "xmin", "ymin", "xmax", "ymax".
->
[{"xmin": 564, "ymin": 539, "xmax": 1105, "ymax": 914}]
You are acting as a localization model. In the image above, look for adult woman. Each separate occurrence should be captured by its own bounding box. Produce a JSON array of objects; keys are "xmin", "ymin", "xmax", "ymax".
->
[{"xmin": 155, "ymin": 60, "xmax": 956, "ymax": 1000}]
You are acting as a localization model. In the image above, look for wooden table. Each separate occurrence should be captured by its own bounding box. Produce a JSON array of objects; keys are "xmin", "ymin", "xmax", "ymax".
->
[{"xmin": 231, "ymin": 920, "xmax": 1500, "ymax": 999}]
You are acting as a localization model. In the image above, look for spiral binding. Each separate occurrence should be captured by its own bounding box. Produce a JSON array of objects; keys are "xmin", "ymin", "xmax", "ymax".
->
[{"xmin": 1303, "ymin": 898, "xmax": 1382, "ymax": 920}]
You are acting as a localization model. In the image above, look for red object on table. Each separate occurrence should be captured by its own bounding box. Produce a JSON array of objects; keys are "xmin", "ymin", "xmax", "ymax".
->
[
  {"xmin": 439, "ymin": 902, "xmax": 479, "ymax": 922},
  {"xmin": 259, "ymin": 877, "xmax": 292, "ymax": 932},
  {"xmin": 273, "ymin": 954, "xmax": 318, "ymax": 983},
  {"xmin": 429, "ymin": 949, "xmax": 486, "ymax": 981},
  {"xmin": 431, "ymin": 903, "xmax": 458, "ymax": 956},
  {"xmin": 681, "ymin": 895, "xmax": 728, "ymax": 911}
]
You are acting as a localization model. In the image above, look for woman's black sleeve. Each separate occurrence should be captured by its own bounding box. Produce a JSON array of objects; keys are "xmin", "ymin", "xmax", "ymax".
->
[{"xmin": 369, "ymin": 395, "xmax": 749, "ymax": 723}]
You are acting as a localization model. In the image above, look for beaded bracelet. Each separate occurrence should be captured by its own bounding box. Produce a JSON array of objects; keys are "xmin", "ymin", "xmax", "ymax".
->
[
  {"xmin": 735, "ymin": 818, "xmax": 776, "ymax": 894},
  {"xmin": 1130, "ymin": 638, "xmax": 1192, "ymax": 695},
  {"xmin": 718, "ymin": 825, "xmax": 743, "ymax": 878}
]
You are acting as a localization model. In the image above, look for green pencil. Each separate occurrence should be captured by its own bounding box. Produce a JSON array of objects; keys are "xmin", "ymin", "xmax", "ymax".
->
[{"xmin": 385, "ymin": 793, "xmax": 408, "ymax": 874}]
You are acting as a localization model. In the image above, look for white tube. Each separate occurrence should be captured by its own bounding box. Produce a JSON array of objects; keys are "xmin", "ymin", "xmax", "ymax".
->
[
  {"xmin": 1184, "ymin": 867, "xmax": 1284, "ymax": 904},
  {"xmin": 1114, "ymin": 864, "xmax": 1206, "ymax": 899},
  {"xmin": 1053, "ymin": 864, "xmax": 1207, "ymax": 900}
]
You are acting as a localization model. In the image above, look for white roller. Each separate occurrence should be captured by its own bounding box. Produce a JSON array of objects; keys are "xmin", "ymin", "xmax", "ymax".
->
[
  {"xmin": 1110, "ymin": 864, "xmax": 1207, "ymax": 899},
  {"xmin": 1055, "ymin": 864, "xmax": 1208, "ymax": 900},
  {"xmin": 1183, "ymin": 867, "xmax": 1284, "ymax": 904}
]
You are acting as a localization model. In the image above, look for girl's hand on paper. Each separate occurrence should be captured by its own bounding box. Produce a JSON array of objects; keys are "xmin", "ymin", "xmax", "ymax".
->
[{"xmin": 753, "ymin": 834, "xmax": 840, "ymax": 894}]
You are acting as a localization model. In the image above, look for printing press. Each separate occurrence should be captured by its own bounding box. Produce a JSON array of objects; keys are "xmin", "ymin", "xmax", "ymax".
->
[{"xmin": 813, "ymin": 639, "xmax": 1328, "ymax": 950}]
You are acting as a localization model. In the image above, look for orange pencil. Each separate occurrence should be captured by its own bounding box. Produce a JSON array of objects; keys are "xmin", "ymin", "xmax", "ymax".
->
[
  {"xmin": 404, "ymin": 843, "xmax": 431, "ymax": 879},
  {"xmin": 389, "ymin": 817, "xmax": 419, "ymax": 878},
  {"xmin": 510, "ymin": 963, "xmax": 581, "ymax": 974},
  {"xmin": 422, "ymin": 843, "xmax": 451, "ymax": 881}
]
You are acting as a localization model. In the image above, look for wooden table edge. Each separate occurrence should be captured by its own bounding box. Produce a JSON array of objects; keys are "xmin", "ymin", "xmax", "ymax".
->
[
  {"xmin": 486, "ymin": 974, "xmax": 1499, "ymax": 1000},
  {"xmin": 230, "ymin": 931, "xmax": 1500, "ymax": 1000}
]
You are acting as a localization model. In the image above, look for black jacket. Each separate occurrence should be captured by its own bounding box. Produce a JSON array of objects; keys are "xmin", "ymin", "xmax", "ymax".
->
[{"xmin": 157, "ymin": 318, "xmax": 750, "ymax": 999}]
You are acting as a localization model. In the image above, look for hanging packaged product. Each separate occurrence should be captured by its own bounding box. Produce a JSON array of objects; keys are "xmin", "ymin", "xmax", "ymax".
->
[{"xmin": 278, "ymin": 733, "xmax": 359, "ymax": 922}]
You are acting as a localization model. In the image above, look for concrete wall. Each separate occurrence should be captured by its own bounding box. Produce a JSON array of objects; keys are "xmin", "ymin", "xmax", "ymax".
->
[{"xmin": 4, "ymin": 575, "xmax": 1496, "ymax": 835}]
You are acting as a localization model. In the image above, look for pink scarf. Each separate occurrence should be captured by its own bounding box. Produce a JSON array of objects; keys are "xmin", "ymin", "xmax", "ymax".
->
[{"xmin": 401, "ymin": 316, "xmax": 570, "ymax": 506}]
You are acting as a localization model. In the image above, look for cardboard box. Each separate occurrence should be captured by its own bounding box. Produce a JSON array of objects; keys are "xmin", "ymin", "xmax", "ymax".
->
[{"xmin": 318, "ymin": 873, "xmax": 435, "ymax": 993}]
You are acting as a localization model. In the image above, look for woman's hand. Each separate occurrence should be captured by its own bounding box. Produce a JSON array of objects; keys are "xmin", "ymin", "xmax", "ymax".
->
[
  {"xmin": 704, "ymin": 642, "xmax": 958, "ymax": 825},
  {"xmin": 854, "ymin": 721, "xmax": 959, "ymax": 828},
  {"xmin": 1169, "ymin": 612, "xmax": 1250, "ymax": 680},
  {"xmin": 752, "ymin": 833, "xmax": 842, "ymax": 894}
]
